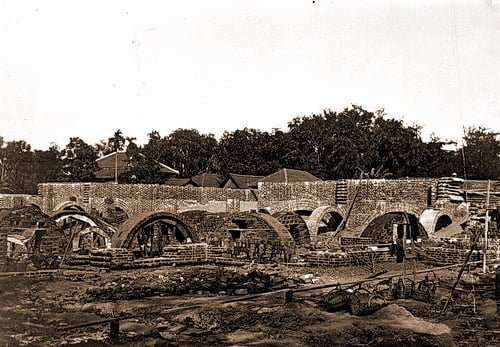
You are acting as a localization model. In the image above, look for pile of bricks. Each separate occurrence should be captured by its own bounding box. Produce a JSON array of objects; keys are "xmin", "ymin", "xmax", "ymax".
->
[
  {"xmin": 66, "ymin": 248, "xmax": 134, "ymax": 268},
  {"xmin": 161, "ymin": 243, "xmax": 208, "ymax": 261},
  {"xmin": 300, "ymin": 248, "xmax": 392, "ymax": 267},
  {"xmin": 228, "ymin": 240, "xmax": 290, "ymax": 262}
]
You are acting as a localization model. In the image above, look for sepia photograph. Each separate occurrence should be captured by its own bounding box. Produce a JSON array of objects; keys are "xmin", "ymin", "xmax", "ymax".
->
[{"xmin": 0, "ymin": 0, "xmax": 499, "ymax": 346}]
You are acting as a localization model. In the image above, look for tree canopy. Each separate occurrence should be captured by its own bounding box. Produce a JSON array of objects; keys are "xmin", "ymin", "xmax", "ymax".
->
[{"xmin": 1, "ymin": 106, "xmax": 498, "ymax": 193}]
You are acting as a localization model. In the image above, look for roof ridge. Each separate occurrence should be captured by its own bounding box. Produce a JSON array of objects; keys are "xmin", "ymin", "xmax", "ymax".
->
[{"xmin": 97, "ymin": 150, "xmax": 126, "ymax": 161}]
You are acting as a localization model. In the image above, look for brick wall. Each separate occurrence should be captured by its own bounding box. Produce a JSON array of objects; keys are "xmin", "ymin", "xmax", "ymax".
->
[
  {"xmin": 0, "ymin": 225, "xmax": 7, "ymax": 269},
  {"xmin": 259, "ymin": 178, "xmax": 439, "ymax": 235},
  {"xmin": 419, "ymin": 247, "xmax": 483, "ymax": 265},
  {"xmin": 0, "ymin": 206, "xmax": 68, "ymax": 270},
  {"xmin": 37, "ymin": 183, "xmax": 258, "ymax": 215}
]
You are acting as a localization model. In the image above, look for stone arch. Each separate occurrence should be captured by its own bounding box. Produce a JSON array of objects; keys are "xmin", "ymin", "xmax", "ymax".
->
[
  {"xmin": 52, "ymin": 201, "xmax": 86, "ymax": 213},
  {"xmin": 112, "ymin": 211, "xmax": 195, "ymax": 250},
  {"xmin": 307, "ymin": 205, "xmax": 347, "ymax": 242},
  {"xmin": 419, "ymin": 209, "xmax": 454, "ymax": 234},
  {"xmin": 360, "ymin": 210, "xmax": 427, "ymax": 243},
  {"xmin": 273, "ymin": 211, "xmax": 311, "ymax": 246}
]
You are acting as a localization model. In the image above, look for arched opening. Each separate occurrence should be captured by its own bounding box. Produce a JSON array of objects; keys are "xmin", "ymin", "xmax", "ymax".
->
[
  {"xmin": 102, "ymin": 206, "xmax": 129, "ymax": 226},
  {"xmin": 62, "ymin": 204, "xmax": 84, "ymax": 212},
  {"xmin": 74, "ymin": 228, "xmax": 110, "ymax": 251},
  {"xmin": 215, "ymin": 212, "xmax": 295, "ymax": 262},
  {"xmin": 112, "ymin": 212, "xmax": 194, "ymax": 258},
  {"xmin": 307, "ymin": 206, "xmax": 346, "ymax": 242},
  {"xmin": 361, "ymin": 212, "xmax": 427, "ymax": 243},
  {"xmin": 317, "ymin": 211, "xmax": 344, "ymax": 235},
  {"xmin": 258, "ymin": 208, "xmax": 271, "ymax": 215},
  {"xmin": 435, "ymin": 214, "xmax": 452, "ymax": 232},
  {"xmin": 52, "ymin": 211, "xmax": 113, "ymax": 252},
  {"xmin": 294, "ymin": 209, "xmax": 313, "ymax": 217}
]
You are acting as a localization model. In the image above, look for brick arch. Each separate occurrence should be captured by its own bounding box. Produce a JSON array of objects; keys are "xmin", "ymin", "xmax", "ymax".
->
[
  {"xmin": 359, "ymin": 208, "xmax": 427, "ymax": 241},
  {"xmin": 358, "ymin": 202, "xmax": 422, "ymax": 231},
  {"xmin": 72, "ymin": 226, "xmax": 112, "ymax": 250},
  {"xmin": 50, "ymin": 210, "xmax": 115, "ymax": 233},
  {"xmin": 112, "ymin": 198, "xmax": 133, "ymax": 218},
  {"xmin": 307, "ymin": 205, "xmax": 347, "ymax": 242},
  {"xmin": 419, "ymin": 209, "xmax": 454, "ymax": 234},
  {"xmin": 112, "ymin": 211, "xmax": 195, "ymax": 248},
  {"xmin": 27, "ymin": 202, "xmax": 44, "ymax": 213},
  {"xmin": 273, "ymin": 211, "xmax": 311, "ymax": 246},
  {"xmin": 52, "ymin": 201, "xmax": 86, "ymax": 213},
  {"xmin": 289, "ymin": 199, "xmax": 321, "ymax": 213},
  {"xmin": 217, "ymin": 212, "xmax": 296, "ymax": 252}
]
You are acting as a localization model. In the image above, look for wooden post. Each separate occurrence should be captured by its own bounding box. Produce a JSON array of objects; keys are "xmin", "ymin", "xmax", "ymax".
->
[
  {"xmin": 483, "ymin": 180, "xmax": 490, "ymax": 273},
  {"xmin": 283, "ymin": 290, "xmax": 293, "ymax": 305},
  {"xmin": 495, "ymin": 266, "xmax": 500, "ymax": 301},
  {"xmin": 109, "ymin": 320, "xmax": 119, "ymax": 340}
]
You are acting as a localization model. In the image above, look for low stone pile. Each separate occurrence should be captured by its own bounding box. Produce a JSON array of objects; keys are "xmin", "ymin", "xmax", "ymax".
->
[{"xmin": 84, "ymin": 267, "xmax": 300, "ymax": 302}]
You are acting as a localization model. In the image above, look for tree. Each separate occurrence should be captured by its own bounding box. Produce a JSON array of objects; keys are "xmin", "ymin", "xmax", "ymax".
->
[
  {"xmin": 96, "ymin": 129, "xmax": 136, "ymax": 156},
  {"xmin": 416, "ymin": 135, "xmax": 460, "ymax": 178},
  {"xmin": 0, "ymin": 140, "xmax": 35, "ymax": 193},
  {"xmin": 461, "ymin": 127, "xmax": 500, "ymax": 179},
  {"xmin": 32, "ymin": 145, "xmax": 63, "ymax": 185},
  {"xmin": 165, "ymin": 129, "xmax": 218, "ymax": 177},
  {"xmin": 60, "ymin": 137, "xmax": 99, "ymax": 181},
  {"xmin": 217, "ymin": 128, "xmax": 281, "ymax": 176}
]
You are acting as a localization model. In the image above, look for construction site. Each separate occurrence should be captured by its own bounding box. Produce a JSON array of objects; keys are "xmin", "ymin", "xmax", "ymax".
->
[{"xmin": 0, "ymin": 176, "xmax": 499, "ymax": 346}]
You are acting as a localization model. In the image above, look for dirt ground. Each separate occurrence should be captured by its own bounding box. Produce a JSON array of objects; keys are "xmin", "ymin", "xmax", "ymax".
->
[{"xmin": 0, "ymin": 263, "xmax": 498, "ymax": 346}]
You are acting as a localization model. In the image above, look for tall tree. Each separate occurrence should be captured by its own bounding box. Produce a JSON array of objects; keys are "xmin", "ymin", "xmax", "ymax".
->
[
  {"xmin": 60, "ymin": 137, "xmax": 99, "ymax": 182},
  {"xmin": 32, "ymin": 145, "xmax": 63, "ymax": 185},
  {"xmin": 0, "ymin": 140, "xmax": 35, "ymax": 193},
  {"xmin": 461, "ymin": 127, "xmax": 500, "ymax": 179},
  {"xmin": 165, "ymin": 129, "xmax": 217, "ymax": 177},
  {"xmin": 217, "ymin": 128, "xmax": 279, "ymax": 176}
]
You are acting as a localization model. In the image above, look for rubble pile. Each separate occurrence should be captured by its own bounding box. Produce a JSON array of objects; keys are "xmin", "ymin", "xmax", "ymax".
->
[{"xmin": 84, "ymin": 267, "xmax": 301, "ymax": 302}]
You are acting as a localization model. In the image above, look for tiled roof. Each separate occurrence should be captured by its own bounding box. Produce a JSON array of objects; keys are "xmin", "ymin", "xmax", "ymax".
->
[
  {"xmin": 191, "ymin": 173, "xmax": 222, "ymax": 187},
  {"xmin": 250, "ymin": 168, "xmax": 322, "ymax": 187},
  {"xmin": 163, "ymin": 178, "xmax": 194, "ymax": 186},
  {"xmin": 221, "ymin": 173, "xmax": 264, "ymax": 189},
  {"xmin": 95, "ymin": 151, "xmax": 178, "ymax": 179}
]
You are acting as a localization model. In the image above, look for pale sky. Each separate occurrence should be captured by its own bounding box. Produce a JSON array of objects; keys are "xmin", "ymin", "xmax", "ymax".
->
[{"xmin": 1, "ymin": 0, "xmax": 499, "ymax": 150}]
